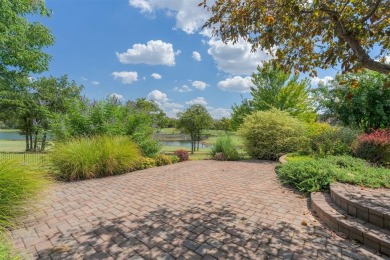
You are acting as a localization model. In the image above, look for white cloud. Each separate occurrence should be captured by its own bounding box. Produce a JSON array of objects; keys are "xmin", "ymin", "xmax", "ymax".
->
[
  {"xmin": 116, "ymin": 40, "xmax": 176, "ymax": 66},
  {"xmin": 191, "ymin": 80, "xmax": 208, "ymax": 90},
  {"xmin": 385, "ymin": 56, "xmax": 390, "ymax": 64},
  {"xmin": 128, "ymin": 0, "xmax": 211, "ymax": 34},
  {"xmin": 311, "ymin": 76, "xmax": 334, "ymax": 86},
  {"xmin": 208, "ymin": 108, "xmax": 232, "ymax": 119},
  {"xmin": 112, "ymin": 71, "xmax": 138, "ymax": 84},
  {"xmin": 147, "ymin": 89, "xmax": 168, "ymax": 102},
  {"xmin": 81, "ymin": 76, "xmax": 88, "ymax": 81},
  {"xmin": 151, "ymin": 73, "xmax": 162, "ymax": 79},
  {"xmin": 128, "ymin": 0, "xmax": 152, "ymax": 12},
  {"xmin": 217, "ymin": 76, "xmax": 254, "ymax": 93},
  {"xmin": 174, "ymin": 85, "xmax": 192, "ymax": 93},
  {"xmin": 146, "ymin": 89, "xmax": 184, "ymax": 117},
  {"xmin": 160, "ymin": 102, "xmax": 183, "ymax": 110},
  {"xmin": 185, "ymin": 97, "xmax": 207, "ymax": 106},
  {"xmin": 91, "ymin": 81, "xmax": 100, "ymax": 85},
  {"xmin": 166, "ymin": 108, "xmax": 182, "ymax": 118},
  {"xmin": 208, "ymin": 38, "xmax": 272, "ymax": 75},
  {"xmin": 109, "ymin": 93, "xmax": 124, "ymax": 100},
  {"xmin": 192, "ymin": 51, "xmax": 202, "ymax": 61}
]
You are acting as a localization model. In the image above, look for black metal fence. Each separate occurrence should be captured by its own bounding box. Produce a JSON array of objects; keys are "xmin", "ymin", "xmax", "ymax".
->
[{"xmin": 0, "ymin": 152, "xmax": 48, "ymax": 167}]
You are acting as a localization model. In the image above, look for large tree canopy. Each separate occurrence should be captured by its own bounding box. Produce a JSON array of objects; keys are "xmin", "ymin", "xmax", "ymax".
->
[
  {"xmin": 0, "ymin": 0, "xmax": 54, "ymax": 82},
  {"xmin": 201, "ymin": 0, "xmax": 390, "ymax": 75}
]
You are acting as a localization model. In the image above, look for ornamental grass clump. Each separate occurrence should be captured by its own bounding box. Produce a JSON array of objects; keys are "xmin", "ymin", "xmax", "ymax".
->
[
  {"xmin": 50, "ymin": 135, "xmax": 141, "ymax": 181},
  {"xmin": 0, "ymin": 160, "xmax": 49, "ymax": 230},
  {"xmin": 210, "ymin": 135, "xmax": 240, "ymax": 161}
]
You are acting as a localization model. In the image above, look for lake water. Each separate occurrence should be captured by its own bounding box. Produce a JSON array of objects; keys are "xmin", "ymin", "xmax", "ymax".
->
[
  {"xmin": 0, "ymin": 132, "xmax": 210, "ymax": 147},
  {"xmin": 160, "ymin": 140, "xmax": 210, "ymax": 148},
  {"xmin": 0, "ymin": 131, "xmax": 24, "ymax": 140}
]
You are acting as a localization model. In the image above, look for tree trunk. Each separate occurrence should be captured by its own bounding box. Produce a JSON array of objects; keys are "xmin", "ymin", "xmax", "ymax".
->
[
  {"xmin": 25, "ymin": 132, "xmax": 29, "ymax": 151},
  {"xmin": 190, "ymin": 134, "xmax": 194, "ymax": 154},
  {"xmin": 33, "ymin": 131, "xmax": 38, "ymax": 151},
  {"xmin": 41, "ymin": 132, "xmax": 47, "ymax": 152},
  {"xmin": 29, "ymin": 133, "xmax": 33, "ymax": 151}
]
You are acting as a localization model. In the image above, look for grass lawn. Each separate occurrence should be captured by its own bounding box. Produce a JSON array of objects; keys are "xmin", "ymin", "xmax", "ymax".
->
[
  {"xmin": 0, "ymin": 129, "xmax": 20, "ymax": 133},
  {"xmin": 161, "ymin": 145, "xmax": 211, "ymax": 160},
  {"xmin": 0, "ymin": 140, "xmax": 26, "ymax": 152}
]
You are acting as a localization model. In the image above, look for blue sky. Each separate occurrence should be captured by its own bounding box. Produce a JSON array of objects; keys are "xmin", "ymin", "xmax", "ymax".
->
[{"xmin": 37, "ymin": 0, "xmax": 337, "ymax": 119}]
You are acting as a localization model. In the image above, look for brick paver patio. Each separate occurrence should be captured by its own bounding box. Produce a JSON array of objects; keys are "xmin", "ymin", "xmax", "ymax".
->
[{"xmin": 11, "ymin": 160, "xmax": 387, "ymax": 259}]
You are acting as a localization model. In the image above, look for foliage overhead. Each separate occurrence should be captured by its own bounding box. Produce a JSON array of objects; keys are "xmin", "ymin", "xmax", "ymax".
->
[
  {"xmin": 314, "ymin": 70, "xmax": 390, "ymax": 130},
  {"xmin": 201, "ymin": 0, "xmax": 390, "ymax": 75},
  {"xmin": 0, "ymin": 0, "xmax": 54, "ymax": 82}
]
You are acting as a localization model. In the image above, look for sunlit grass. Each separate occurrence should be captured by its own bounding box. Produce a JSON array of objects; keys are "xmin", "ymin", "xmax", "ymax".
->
[{"xmin": 50, "ymin": 135, "xmax": 142, "ymax": 181}]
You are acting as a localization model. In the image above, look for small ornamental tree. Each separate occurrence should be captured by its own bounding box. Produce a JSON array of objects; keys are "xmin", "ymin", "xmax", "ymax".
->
[{"xmin": 177, "ymin": 105, "xmax": 213, "ymax": 154}]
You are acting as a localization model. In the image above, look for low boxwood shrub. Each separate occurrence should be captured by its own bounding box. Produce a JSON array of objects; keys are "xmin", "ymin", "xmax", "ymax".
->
[
  {"xmin": 155, "ymin": 154, "xmax": 172, "ymax": 166},
  {"xmin": 353, "ymin": 129, "xmax": 390, "ymax": 167},
  {"xmin": 210, "ymin": 135, "xmax": 240, "ymax": 161},
  {"xmin": 50, "ymin": 135, "xmax": 141, "ymax": 181},
  {"xmin": 238, "ymin": 109, "xmax": 307, "ymax": 160},
  {"xmin": 0, "ymin": 160, "xmax": 48, "ymax": 230},
  {"xmin": 136, "ymin": 157, "xmax": 156, "ymax": 170},
  {"xmin": 277, "ymin": 155, "xmax": 390, "ymax": 194},
  {"xmin": 173, "ymin": 149, "xmax": 189, "ymax": 162}
]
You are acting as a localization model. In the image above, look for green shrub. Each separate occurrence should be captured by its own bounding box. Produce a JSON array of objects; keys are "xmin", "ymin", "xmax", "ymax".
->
[
  {"xmin": 308, "ymin": 126, "xmax": 358, "ymax": 156},
  {"xmin": 210, "ymin": 135, "xmax": 240, "ymax": 161},
  {"xmin": 277, "ymin": 155, "xmax": 390, "ymax": 193},
  {"xmin": 238, "ymin": 109, "xmax": 306, "ymax": 160},
  {"xmin": 173, "ymin": 149, "xmax": 189, "ymax": 162},
  {"xmin": 0, "ymin": 160, "xmax": 48, "ymax": 230},
  {"xmin": 131, "ymin": 130, "xmax": 162, "ymax": 158},
  {"xmin": 155, "ymin": 154, "xmax": 172, "ymax": 166},
  {"xmin": 277, "ymin": 158, "xmax": 335, "ymax": 193},
  {"xmin": 50, "ymin": 135, "xmax": 141, "ymax": 181},
  {"xmin": 353, "ymin": 129, "xmax": 390, "ymax": 167},
  {"xmin": 170, "ymin": 155, "xmax": 179, "ymax": 164},
  {"xmin": 136, "ymin": 157, "xmax": 156, "ymax": 170}
]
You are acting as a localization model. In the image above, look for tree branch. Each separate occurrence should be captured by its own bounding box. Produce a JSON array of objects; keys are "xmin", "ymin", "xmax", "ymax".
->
[
  {"xmin": 360, "ymin": 0, "xmax": 381, "ymax": 23},
  {"xmin": 332, "ymin": 14, "xmax": 390, "ymax": 74}
]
